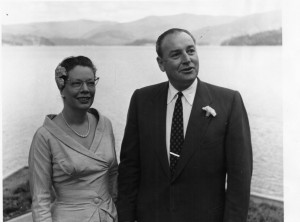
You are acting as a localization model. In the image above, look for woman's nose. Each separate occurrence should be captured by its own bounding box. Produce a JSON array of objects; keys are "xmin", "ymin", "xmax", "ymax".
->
[{"xmin": 81, "ymin": 82, "xmax": 90, "ymax": 91}]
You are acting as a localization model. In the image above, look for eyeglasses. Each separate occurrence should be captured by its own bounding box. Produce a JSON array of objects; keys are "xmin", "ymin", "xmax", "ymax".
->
[{"xmin": 66, "ymin": 77, "xmax": 99, "ymax": 90}]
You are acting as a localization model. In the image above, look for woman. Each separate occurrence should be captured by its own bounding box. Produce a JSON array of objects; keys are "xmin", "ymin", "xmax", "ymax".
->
[{"xmin": 28, "ymin": 56, "xmax": 118, "ymax": 222}]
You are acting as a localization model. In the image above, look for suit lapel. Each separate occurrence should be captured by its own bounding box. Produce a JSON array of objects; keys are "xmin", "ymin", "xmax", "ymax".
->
[
  {"xmin": 151, "ymin": 82, "xmax": 171, "ymax": 179},
  {"xmin": 172, "ymin": 79, "xmax": 213, "ymax": 180}
]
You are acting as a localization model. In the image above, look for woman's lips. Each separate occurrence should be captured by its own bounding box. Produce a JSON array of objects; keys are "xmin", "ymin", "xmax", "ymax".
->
[{"xmin": 77, "ymin": 97, "xmax": 91, "ymax": 103}]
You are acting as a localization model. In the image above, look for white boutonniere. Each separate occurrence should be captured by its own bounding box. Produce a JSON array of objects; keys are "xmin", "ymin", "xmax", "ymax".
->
[{"xmin": 202, "ymin": 106, "xmax": 217, "ymax": 117}]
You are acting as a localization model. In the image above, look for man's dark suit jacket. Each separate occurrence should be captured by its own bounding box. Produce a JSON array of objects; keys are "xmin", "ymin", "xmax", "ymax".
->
[{"xmin": 117, "ymin": 79, "xmax": 253, "ymax": 222}]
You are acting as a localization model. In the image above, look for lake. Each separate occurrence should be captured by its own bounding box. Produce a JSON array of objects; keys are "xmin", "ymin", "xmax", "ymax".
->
[{"xmin": 2, "ymin": 46, "xmax": 282, "ymax": 200}]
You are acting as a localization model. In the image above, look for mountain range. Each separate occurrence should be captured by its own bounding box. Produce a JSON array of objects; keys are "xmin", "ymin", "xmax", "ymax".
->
[{"xmin": 2, "ymin": 11, "xmax": 281, "ymax": 46}]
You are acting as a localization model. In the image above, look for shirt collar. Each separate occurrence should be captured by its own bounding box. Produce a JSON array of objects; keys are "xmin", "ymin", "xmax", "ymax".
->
[{"xmin": 167, "ymin": 79, "xmax": 198, "ymax": 105}]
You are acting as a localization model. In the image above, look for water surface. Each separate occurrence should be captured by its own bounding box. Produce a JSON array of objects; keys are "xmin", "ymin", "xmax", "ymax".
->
[{"xmin": 2, "ymin": 46, "xmax": 282, "ymax": 199}]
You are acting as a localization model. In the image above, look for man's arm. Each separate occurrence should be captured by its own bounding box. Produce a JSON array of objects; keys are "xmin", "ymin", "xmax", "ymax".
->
[
  {"xmin": 224, "ymin": 91, "xmax": 253, "ymax": 222},
  {"xmin": 117, "ymin": 90, "xmax": 141, "ymax": 222}
]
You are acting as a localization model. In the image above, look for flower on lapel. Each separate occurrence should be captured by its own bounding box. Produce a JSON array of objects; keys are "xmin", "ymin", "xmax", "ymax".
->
[{"xmin": 202, "ymin": 106, "xmax": 217, "ymax": 117}]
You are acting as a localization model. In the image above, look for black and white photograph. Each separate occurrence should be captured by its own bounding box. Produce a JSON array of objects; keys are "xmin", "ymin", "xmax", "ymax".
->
[{"xmin": 1, "ymin": 0, "xmax": 299, "ymax": 221}]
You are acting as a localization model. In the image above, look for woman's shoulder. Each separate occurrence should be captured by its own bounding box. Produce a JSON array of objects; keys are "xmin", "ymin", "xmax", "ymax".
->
[
  {"xmin": 89, "ymin": 108, "xmax": 111, "ymax": 121},
  {"xmin": 34, "ymin": 125, "xmax": 48, "ymax": 137},
  {"xmin": 30, "ymin": 125, "xmax": 53, "ymax": 150},
  {"xmin": 89, "ymin": 108, "xmax": 113, "ymax": 129},
  {"xmin": 33, "ymin": 114, "xmax": 60, "ymax": 138}
]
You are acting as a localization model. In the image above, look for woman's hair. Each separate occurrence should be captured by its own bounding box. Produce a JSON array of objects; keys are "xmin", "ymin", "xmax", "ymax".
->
[
  {"xmin": 59, "ymin": 56, "xmax": 97, "ymax": 75},
  {"xmin": 55, "ymin": 56, "xmax": 97, "ymax": 90}
]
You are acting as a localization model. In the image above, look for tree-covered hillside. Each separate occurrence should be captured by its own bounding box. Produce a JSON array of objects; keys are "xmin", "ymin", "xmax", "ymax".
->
[{"xmin": 221, "ymin": 29, "xmax": 282, "ymax": 46}]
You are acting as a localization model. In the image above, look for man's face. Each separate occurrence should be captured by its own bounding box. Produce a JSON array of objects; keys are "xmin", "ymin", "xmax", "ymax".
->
[{"xmin": 157, "ymin": 32, "xmax": 199, "ymax": 91}]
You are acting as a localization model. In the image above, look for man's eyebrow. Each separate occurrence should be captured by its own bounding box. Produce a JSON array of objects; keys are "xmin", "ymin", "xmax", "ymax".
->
[
  {"xmin": 168, "ymin": 49, "xmax": 181, "ymax": 55},
  {"xmin": 167, "ymin": 45, "xmax": 196, "ymax": 56},
  {"xmin": 169, "ymin": 45, "xmax": 195, "ymax": 52},
  {"xmin": 70, "ymin": 78, "xmax": 94, "ymax": 81},
  {"xmin": 187, "ymin": 45, "xmax": 196, "ymax": 49}
]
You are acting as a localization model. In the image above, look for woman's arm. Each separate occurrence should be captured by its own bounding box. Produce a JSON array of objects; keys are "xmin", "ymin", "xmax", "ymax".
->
[
  {"xmin": 109, "ymin": 156, "xmax": 118, "ymax": 203},
  {"xmin": 28, "ymin": 128, "xmax": 53, "ymax": 222},
  {"xmin": 107, "ymin": 119, "xmax": 119, "ymax": 203}
]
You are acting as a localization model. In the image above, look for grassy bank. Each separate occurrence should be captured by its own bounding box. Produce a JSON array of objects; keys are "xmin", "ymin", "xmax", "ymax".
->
[
  {"xmin": 3, "ymin": 167, "xmax": 32, "ymax": 221},
  {"xmin": 3, "ymin": 167, "xmax": 284, "ymax": 221}
]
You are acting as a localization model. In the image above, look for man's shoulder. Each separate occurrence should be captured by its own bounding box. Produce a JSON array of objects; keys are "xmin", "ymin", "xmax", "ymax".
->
[
  {"xmin": 138, "ymin": 81, "xmax": 168, "ymax": 91},
  {"xmin": 134, "ymin": 81, "xmax": 168, "ymax": 96},
  {"xmin": 128, "ymin": 81, "xmax": 168, "ymax": 104},
  {"xmin": 200, "ymin": 81, "xmax": 246, "ymax": 109},
  {"xmin": 201, "ymin": 81, "xmax": 237, "ymax": 97}
]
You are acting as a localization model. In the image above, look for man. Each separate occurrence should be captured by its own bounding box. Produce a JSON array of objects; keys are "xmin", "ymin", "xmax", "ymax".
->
[{"xmin": 117, "ymin": 28, "xmax": 252, "ymax": 222}]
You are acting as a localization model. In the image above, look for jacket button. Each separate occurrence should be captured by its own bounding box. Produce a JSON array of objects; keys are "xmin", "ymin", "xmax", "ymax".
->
[{"xmin": 94, "ymin": 198, "xmax": 100, "ymax": 204}]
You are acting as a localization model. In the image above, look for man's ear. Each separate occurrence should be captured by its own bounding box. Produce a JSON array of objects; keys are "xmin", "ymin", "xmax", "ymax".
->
[
  {"xmin": 60, "ymin": 89, "xmax": 65, "ymax": 99},
  {"xmin": 156, "ymin": 57, "xmax": 165, "ymax": 72}
]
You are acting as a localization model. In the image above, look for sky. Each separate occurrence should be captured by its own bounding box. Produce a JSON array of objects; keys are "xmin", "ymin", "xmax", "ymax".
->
[{"xmin": 1, "ymin": 0, "xmax": 282, "ymax": 25}]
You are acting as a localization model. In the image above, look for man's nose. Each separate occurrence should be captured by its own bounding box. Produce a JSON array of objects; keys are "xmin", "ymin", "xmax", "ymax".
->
[{"xmin": 182, "ymin": 52, "xmax": 191, "ymax": 63}]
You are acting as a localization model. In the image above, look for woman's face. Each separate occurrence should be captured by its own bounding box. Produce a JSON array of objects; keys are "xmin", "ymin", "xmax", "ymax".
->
[{"xmin": 61, "ymin": 65, "xmax": 96, "ymax": 112}]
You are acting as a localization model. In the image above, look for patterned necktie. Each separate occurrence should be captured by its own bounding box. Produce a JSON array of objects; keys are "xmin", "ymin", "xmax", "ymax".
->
[{"xmin": 170, "ymin": 92, "xmax": 184, "ymax": 177}]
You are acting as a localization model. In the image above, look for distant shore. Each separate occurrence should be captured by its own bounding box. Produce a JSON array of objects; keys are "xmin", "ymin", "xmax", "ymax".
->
[{"xmin": 3, "ymin": 167, "xmax": 283, "ymax": 221}]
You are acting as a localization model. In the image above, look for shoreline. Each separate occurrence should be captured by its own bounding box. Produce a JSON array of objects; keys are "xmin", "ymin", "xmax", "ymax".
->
[
  {"xmin": 3, "ymin": 166, "xmax": 284, "ymax": 202},
  {"xmin": 3, "ymin": 166, "xmax": 284, "ymax": 221},
  {"xmin": 251, "ymin": 192, "xmax": 283, "ymax": 208}
]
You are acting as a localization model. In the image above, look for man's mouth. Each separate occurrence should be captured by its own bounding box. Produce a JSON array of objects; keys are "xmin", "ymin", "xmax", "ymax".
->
[{"xmin": 180, "ymin": 67, "xmax": 194, "ymax": 73}]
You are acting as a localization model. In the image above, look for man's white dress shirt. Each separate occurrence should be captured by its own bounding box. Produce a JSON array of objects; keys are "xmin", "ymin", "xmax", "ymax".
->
[{"xmin": 166, "ymin": 79, "xmax": 198, "ymax": 163}]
